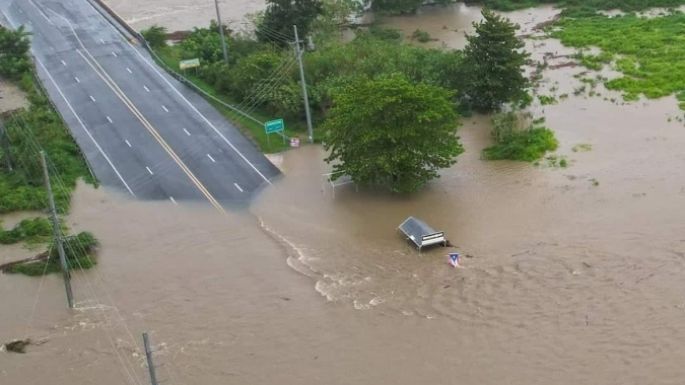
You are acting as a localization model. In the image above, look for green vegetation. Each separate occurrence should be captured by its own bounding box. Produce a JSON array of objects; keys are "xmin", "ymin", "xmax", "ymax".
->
[
  {"xmin": 541, "ymin": 154, "xmax": 569, "ymax": 168},
  {"xmin": 538, "ymin": 95, "xmax": 558, "ymax": 105},
  {"xmin": 322, "ymin": 74, "xmax": 463, "ymax": 193},
  {"xmin": 465, "ymin": 0, "xmax": 685, "ymax": 15},
  {"xmin": 6, "ymin": 232, "xmax": 98, "ymax": 276},
  {"xmin": 151, "ymin": 21, "xmax": 470, "ymax": 153},
  {"xmin": 0, "ymin": 26, "xmax": 94, "ymax": 213},
  {"xmin": 257, "ymin": 0, "xmax": 324, "ymax": 44},
  {"xmin": 0, "ymin": 26, "xmax": 31, "ymax": 80},
  {"xmin": 572, "ymin": 143, "xmax": 593, "ymax": 152},
  {"xmin": 153, "ymin": 45, "xmax": 292, "ymax": 153},
  {"xmin": 553, "ymin": 13, "xmax": 685, "ymax": 104},
  {"xmin": 141, "ymin": 25, "xmax": 167, "ymax": 48},
  {"xmin": 461, "ymin": 9, "xmax": 530, "ymax": 112},
  {"xmin": 0, "ymin": 217, "xmax": 52, "ymax": 245},
  {"xmin": 0, "ymin": 26, "xmax": 97, "ymax": 277},
  {"xmin": 367, "ymin": 0, "xmax": 685, "ymax": 15},
  {"xmin": 483, "ymin": 112, "xmax": 558, "ymax": 162},
  {"xmin": 1, "ymin": 92, "xmax": 94, "ymax": 213},
  {"xmin": 411, "ymin": 29, "xmax": 433, "ymax": 43}
]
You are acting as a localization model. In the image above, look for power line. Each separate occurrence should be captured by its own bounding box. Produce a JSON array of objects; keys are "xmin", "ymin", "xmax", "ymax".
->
[{"xmin": 6, "ymin": 114, "xmax": 146, "ymax": 385}]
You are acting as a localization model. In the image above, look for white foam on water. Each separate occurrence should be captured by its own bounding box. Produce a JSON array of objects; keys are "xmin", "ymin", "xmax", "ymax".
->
[
  {"xmin": 257, "ymin": 216, "xmax": 320, "ymax": 279},
  {"xmin": 314, "ymin": 280, "xmax": 336, "ymax": 302}
]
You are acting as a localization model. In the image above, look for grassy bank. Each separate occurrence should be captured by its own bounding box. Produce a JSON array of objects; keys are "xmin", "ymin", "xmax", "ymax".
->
[
  {"xmin": 552, "ymin": 12, "xmax": 685, "ymax": 107},
  {"xmin": 153, "ymin": 46, "xmax": 294, "ymax": 153},
  {"xmin": 1, "ymin": 73, "xmax": 95, "ymax": 213},
  {"xmin": 0, "ymin": 25, "xmax": 98, "ymax": 276}
]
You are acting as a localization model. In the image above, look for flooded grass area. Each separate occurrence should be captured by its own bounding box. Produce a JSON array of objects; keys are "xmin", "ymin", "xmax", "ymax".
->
[{"xmin": 552, "ymin": 12, "xmax": 685, "ymax": 106}]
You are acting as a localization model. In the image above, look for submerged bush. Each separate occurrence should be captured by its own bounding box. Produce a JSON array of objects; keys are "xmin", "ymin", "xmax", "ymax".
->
[
  {"xmin": 6, "ymin": 231, "xmax": 98, "ymax": 276},
  {"xmin": 483, "ymin": 112, "xmax": 558, "ymax": 162},
  {"xmin": 0, "ymin": 217, "xmax": 52, "ymax": 245},
  {"xmin": 412, "ymin": 29, "xmax": 432, "ymax": 43}
]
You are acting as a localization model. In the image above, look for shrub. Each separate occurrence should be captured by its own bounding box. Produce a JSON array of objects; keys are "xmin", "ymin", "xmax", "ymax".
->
[
  {"xmin": 0, "ymin": 26, "xmax": 31, "ymax": 80},
  {"xmin": 412, "ymin": 29, "xmax": 432, "ymax": 43},
  {"xmin": 141, "ymin": 25, "xmax": 168, "ymax": 48},
  {"xmin": 7, "ymin": 231, "xmax": 98, "ymax": 276},
  {"xmin": 0, "ymin": 217, "xmax": 52, "ymax": 244},
  {"xmin": 538, "ymin": 95, "xmax": 558, "ymax": 105},
  {"xmin": 484, "ymin": 112, "xmax": 558, "ymax": 162}
]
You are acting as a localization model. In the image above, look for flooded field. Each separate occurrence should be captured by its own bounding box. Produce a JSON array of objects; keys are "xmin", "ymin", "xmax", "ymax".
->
[{"xmin": 4, "ymin": 3, "xmax": 685, "ymax": 385}]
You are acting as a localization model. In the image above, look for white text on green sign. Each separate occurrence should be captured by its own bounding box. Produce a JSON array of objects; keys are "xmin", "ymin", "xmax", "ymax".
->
[{"xmin": 265, "ymin": 119, "xmax": 285, "ymax": 134}]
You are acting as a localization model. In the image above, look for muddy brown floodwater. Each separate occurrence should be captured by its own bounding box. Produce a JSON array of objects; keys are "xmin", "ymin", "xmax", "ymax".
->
[
  {"xmin": 102, "ymin": 0, "xmax": 265, "ymax": 32},
  {"xmin": 3, "ymin": 3, "xmax": 685, "ymax": 385}
]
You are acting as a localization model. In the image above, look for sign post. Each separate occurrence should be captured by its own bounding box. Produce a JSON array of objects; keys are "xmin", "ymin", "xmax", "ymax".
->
[{"xmin": 264, "ymin": 118, "xmax": 285, "ymax": 146}]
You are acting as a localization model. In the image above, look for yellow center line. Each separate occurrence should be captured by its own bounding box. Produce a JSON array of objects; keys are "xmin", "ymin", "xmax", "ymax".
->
[{"xmin": 75, "ymin": 49, "xmax": 226, "ymax": 214}]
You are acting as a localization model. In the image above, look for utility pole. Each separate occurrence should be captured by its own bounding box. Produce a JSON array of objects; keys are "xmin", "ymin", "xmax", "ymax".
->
[
  {"xmin": 0, "ymin": 119, "xmax": 12, "ymax": 172},
  {"xmin": 293, "ymin": 25, "xmax": 314, "ymax": 143},
  {"xmin": 142, "ymin": 332, "xmax": 159, "ymax": 385},
  {"xmin": 213, "ymin": 0, "xmax": 229, "ymax": 64},
  {"xmin": 41, "ymin": 151, "xmax": 73, "ymax": 309}
]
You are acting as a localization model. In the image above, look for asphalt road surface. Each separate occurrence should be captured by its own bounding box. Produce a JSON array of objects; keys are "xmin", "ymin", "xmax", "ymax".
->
[{"xmin": 1, "ymin": 0, "xmax": 281, "ymax": 209}]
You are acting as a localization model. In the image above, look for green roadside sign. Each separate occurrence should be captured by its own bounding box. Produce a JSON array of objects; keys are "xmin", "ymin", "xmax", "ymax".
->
[{"xmin": 265, "ymin": 119, "xmax": 285, "ymax": 134}]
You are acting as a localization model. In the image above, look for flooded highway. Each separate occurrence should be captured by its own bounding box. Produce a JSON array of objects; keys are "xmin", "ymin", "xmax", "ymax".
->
[{"xmin": 3, "ymin": 2, "xmax": 685, "ymax": 385}]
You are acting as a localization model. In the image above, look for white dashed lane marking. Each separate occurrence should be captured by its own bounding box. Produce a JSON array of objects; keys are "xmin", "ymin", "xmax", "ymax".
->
[
  {"xmin": 125, "ymin": 140, "xmax": 131, "ymax": 147},
  {"xmin": 233, "ymin": 183, "xmax": 244, "ymax": 193},
  {"xmin": 146, "ymin": 166, "xmax": 154, "ymax": 175},
  {"xmin": 106, "ymin": 116, "xmax": 112, "ymax": 123},
  {"xmin": 207, "ymin": 154, "xmax": 216, "ymax": 163},
  {"xmin": 183, "ymin": 128, "xmax": 191, "ymax": 136}
]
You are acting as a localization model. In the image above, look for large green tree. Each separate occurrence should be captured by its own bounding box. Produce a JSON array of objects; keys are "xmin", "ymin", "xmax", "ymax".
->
[
  {"xmin": 257, "ymin": 0, "xmax": 324, "ymax": 45},
  {"xmin": 0, "ymin": 26, "xmax": 30, "ymax": 80},
  {"xmin": 323, "ymin": 74, "xmax": 463, "ymax": 193},
  {"xmin": 461, "ymin": 9, "xmax": 529, "ymax": 112}
]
